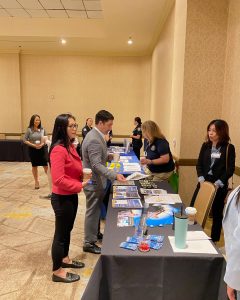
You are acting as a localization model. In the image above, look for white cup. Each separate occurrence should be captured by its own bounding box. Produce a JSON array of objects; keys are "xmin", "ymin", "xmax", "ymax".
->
[
  {"xmin": 185, "ymin": 207, "xmax": 197, "ymax": 225},
  {"xmin": 35, "ymin": 140, "xmax": 40, "ymax": 144},
  {"xmin": 83, "ymin": 168, "xmax": 92, "ymax": 181},
  {"xmin": 113, "ymin": 153, "xmax": 120, "ymax": 162}
]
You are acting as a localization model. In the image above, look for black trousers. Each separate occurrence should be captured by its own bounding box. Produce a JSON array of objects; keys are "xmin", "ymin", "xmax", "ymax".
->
[
  {"xmin": 51, "ymin": 193, "xmax": 78, "ymax": 271},
  {"xmin": 133, "ymin": 146, "xmax": 141, "ymax": 160},
  {"xmin": 191, "ymin": 180, "xmax": 227, "ymax": 242}
]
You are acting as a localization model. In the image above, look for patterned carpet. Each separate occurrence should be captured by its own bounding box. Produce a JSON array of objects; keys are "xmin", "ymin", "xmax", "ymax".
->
[{"xmin": 0, "ymin": 162, "xmax": 100, "ymax": 299}]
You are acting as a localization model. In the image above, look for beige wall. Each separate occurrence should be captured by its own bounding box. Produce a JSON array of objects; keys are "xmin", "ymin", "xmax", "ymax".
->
[
  {"xmin": 222, "ymin": 0, "xmax": 240, "ymax": 168},
  {"xmin": 150, "ymin": 4, "xmax": 175, "ymax": 139},
  {"xmin": 178, "ymin": 0, "xmax": 229, "ymax": 204},
  {"xmin": 180, "ymin": 0, "xmax": 228, "ymax": 159},
  {"xmin": 0, "ymin": 53, "xmax": 22, "ymax": 133},
  {"xmin": 168, "ymin": 0, "xmax": 187, "ymax": 158},
  {"xmin": 150, "ymin": 0, "xmax": 187, "ymax": 157},
  {"xmin": 19, "ymin": 54, "xmax": 151, "ymax": 134}
]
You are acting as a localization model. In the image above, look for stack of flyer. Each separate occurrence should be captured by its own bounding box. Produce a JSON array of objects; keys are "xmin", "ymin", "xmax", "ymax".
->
[
  {"xmin": 112, "ymin": 186, "xmax": 142, "ymax": 208},
  {"xmin": 122, "ymin": 162, "xmax": 141, "ymax": 172}
]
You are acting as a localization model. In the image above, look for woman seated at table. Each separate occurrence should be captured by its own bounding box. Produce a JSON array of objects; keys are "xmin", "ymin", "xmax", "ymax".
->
[{"xmin": 140, "ymin": 120, "xmax": 175, "ymax": 181}]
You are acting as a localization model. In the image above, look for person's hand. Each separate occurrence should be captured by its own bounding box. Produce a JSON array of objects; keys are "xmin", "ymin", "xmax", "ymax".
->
[
  {"xmin": 82, "ymin": 179, "xmax": 91, "ymax": 188},
  {"xmin": 35, "ymin": 143, "xmax": 44, "ymax": 149},
  {"xmin": 108, "ymin": 153, "xmax": 114, "ymax": 161},
  {"xmin": 227, "ymin": 285, "xmax": 236, "ymax": 300},
  {"xmin": 116, "ymin": 174, "xmax": 126, "ymax": 182},
  {"xmin": 140, "ymin": 157, "xmax": 148, "ymax": 165},
  {"xmin": 105, "ymin": 134, "xmax": 110, "ymax": 142},
  {"xmin": 130, "ymin": 135, "xmax": 133, "ymax": 138}
]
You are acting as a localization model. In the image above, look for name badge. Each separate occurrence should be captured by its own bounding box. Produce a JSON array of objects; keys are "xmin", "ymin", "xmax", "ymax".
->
[
  {"xmin": 211, "ymin": 152, "xmax": 221, "ymax": 159},
  {"xmin": 151, "ymin": 145, "xmax": 156, "ymax": 151}
]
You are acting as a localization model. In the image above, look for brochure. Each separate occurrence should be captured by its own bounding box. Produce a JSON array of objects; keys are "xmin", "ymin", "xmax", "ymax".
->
[
  {"xmin": 113, "ymin": 180, "xmax": 135, "ymax": 186},
  {"xmin": 113, "ymin": 188, "xmax": 140, "ymax": 199},
  {"xmin": 146, "ymin": 204, "xmax": 179, "ymax": 227},
  {"xmin": 112, "ymin": 199, "xmax": 143, "ymax": 208},
  {"xmin": 126, "ymin": 172, "xmax": 150, "ymax": 181},
  {"xmin": 140, "ymin": 188, "xmax": 167, "ymax": 195},
  {"xmin": 123, "ymin": 162, "xmax": 141, "ymax": 172},
  {"xmin": 117, "ymin": 209, "xmax": 142, "ymax": 227},
  {"xmin": 144, "ymin": 194, "xmax": 182, "ymax": 204},
  {"xmin": 113, "ymin": 186, "xmax": 138, "ymax": 192}
]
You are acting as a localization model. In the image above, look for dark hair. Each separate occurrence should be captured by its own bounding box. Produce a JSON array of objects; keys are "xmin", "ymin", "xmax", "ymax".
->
[
  {"xmin": 85, "ymin": 118, "xmax": 92, "ymax": 126},
  {"xmin": 50, "ymin": 113, "xmax": 75, "ymax": 155},
  {"xmin": 135, "ymin": 117, "xmax": 142, "ymax": 126},
  {"xmin": 206, "ymin": 119, "xmax": 230, "ymax": 145},
  {"xmin": 95, "ymin": 110, "xmax": 114, "ymax": 124},
  {"xmin": 28, "ymin": 114, "xmax": 42, "ymax": 129}
]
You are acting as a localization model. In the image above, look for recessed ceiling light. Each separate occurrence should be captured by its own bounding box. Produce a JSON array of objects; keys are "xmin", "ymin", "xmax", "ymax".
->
[
  {"xmin": 127, "ymin": 37, "xmax": 133, "ymax": 45},
  {"xmin": 60, "ymin": 38, "xmax": 67, "ymax": 45}
]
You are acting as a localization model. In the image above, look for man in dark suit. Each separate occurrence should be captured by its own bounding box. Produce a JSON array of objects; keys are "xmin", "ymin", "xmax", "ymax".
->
[{"xmin": 82, "ymin": 110, "xmax": 126, "ymax": 254}]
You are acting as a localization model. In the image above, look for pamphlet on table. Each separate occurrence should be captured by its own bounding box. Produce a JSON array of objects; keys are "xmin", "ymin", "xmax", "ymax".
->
[
  {"xmin": 112, "ymin": 199, "xmax": 143, "ymax": 208},
  {"xmin": 146, "ymin": 204, "xmax": 180, "ymax": 227},
  {"xmin": 117, "ymin": 209, "xmax": 142, "ymax": 227},
  {"xmin": 113, "ymin": 187, "xmax": 140, "ymax": 199},
  {"xmin": 140, "ymin": 188, "xmax": 167, "ymax": 195},
  {"xmin": 144, "ymin": 194, "xmax": 182, "ymax": 204},
  {"xmin": 113, "ymin": 180, "xmax": 135, "ymax": 186}
]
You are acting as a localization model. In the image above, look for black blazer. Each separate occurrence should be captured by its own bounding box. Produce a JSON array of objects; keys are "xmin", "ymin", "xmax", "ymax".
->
[{"xmin": 196, "ymin": 142, "xmax": 235, "ymax": 186}]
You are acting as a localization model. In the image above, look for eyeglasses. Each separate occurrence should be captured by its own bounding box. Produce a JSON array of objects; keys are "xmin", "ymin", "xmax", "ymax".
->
[{"xmin": 68, "ymin": 124, "xmax": 78, "ymax": 129}]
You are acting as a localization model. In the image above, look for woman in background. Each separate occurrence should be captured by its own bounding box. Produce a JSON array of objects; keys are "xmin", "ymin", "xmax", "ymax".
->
[
  {"xmin": 23, "ymin": 114, "xmax": 48, "ymax": 189},
  {"xmin": 50, "ymin": 113, "xmax": 90, "ymax": 283},
  {"xmin": 141, "ymin": 120, "xmax": 175, "ymax": 181},
  {"xmin": 81, "ymin": 117, "xmax": 93, "ymax": 140},
  {"xmin": 191, "ymin": 119, "xmax": 235, "ymax": 243},
  {"xmin": 223, "ymin": 186, "xmax": 240, "ymax": 300},
  {"xmin": 130, "ymin": 117, "xmax": 143, "ymax": 160}
]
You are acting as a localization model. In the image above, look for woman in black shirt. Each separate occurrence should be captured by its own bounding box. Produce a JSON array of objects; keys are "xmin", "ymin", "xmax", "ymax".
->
[
  {"xmin": 191, "ymin": 119, "xmax": 235, "ymax": 242},
  {"xmin": 130, "ymin": 117, "xmax": 143, "ymax": 160}
]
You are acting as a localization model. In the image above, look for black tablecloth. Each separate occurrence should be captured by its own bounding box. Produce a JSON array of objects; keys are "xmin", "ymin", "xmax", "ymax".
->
[
  {"xmin": 0, "ymin": 140, "xmax": 30, "ymax": 162},
  {"xmin": 82, "ymin": 181, "xmax": 227, "ymax": 300}
]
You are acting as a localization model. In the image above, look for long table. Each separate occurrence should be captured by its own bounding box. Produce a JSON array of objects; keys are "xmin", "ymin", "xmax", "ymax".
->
[
  {"xmin": 82, "ymin": 181, "xmax": 226, "ymax": 300},
  {"xmin": 0, "ymin": 139, "xmax": 30, "ymax": 162}
]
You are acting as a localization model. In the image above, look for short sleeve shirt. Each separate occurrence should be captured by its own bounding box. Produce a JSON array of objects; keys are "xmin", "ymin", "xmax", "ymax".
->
[
  {"xmin": 145, "ymin": 138, "xmax": 175, "ymax": 173},
  {"xmin": 132, "ymin": 126, "xmax": 143, "ymax": 147},
  {"xmin": 24, "ymin": 128, "xmax": 46, "ymax": 143}
]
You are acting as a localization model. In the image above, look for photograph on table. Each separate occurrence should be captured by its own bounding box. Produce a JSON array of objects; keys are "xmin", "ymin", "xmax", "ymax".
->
[{"xmin": 146, "ymin": 204, "xmax": 180, "ymax": 227}]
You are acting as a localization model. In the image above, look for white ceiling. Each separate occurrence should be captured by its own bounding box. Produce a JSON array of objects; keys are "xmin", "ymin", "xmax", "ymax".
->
[
  {"xmin": 0, "ymin": 0, "xmax": 103, "ymax": 18},
  {"xmin": 0, "ymin": 0, "xmax": 174, "ymax": 55}
]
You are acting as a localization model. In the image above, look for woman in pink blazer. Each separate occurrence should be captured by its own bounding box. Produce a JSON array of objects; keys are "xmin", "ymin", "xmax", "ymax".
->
[{"xmin": 50, "ymin": 113, "xmax": 89, "ymax": 283}]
